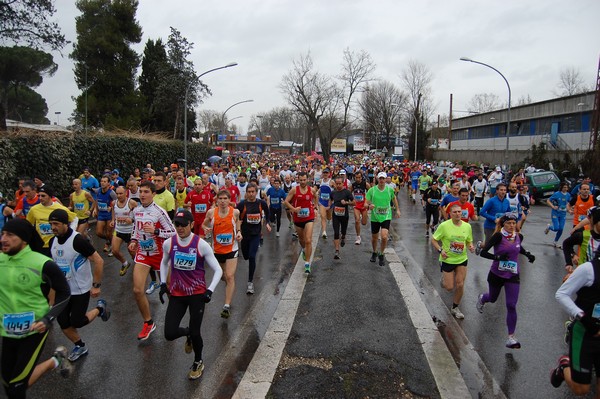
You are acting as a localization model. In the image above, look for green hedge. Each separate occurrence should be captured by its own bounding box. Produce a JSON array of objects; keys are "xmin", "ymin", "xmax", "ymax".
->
[{"xmin": 0, "ymin": 130, "xmax": 212, "ymax": 199}]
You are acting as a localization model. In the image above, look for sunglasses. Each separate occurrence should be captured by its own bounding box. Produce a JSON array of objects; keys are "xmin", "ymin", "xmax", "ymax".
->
[{"xmin": 174, "ymin": 221, "xmax": 190, "ymax": 227}]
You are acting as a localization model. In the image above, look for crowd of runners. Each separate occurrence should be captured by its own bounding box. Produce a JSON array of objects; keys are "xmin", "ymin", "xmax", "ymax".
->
[{"xmin": 1, "ymin": 151, "xmax": 600, "ymax": 398}]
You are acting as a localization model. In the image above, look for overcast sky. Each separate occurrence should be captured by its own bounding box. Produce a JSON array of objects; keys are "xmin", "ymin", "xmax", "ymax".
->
[{"xmin": 39, "ymin": 0, "xmax": 599, "ymax": 133}]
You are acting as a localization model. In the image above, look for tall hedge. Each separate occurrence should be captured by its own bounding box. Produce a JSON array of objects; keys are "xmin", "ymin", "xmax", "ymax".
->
[{"xmin": 0, "ymin": 130, "xmax": 212, "ymax": 199}]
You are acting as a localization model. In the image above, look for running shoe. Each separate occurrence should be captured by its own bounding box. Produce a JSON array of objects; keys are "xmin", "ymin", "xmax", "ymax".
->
[
  {"xmin": 188, "ymin": 360, "xmax": 204, "ymax": 380},
  {"xmin": 476, "ymin": 294, "xmax": 485, "ymax": 314},
  {"xmin": 53, "ymin": 346, "xmax": 72, "ymax": 378},
  {"xmin": 107, "ymin": 251, "xmax": 113, "ymax": 257},
  {"xmin": 246, "ymin": 282, "xmax": 255, "ymax": 295},
  {"xmin": 97, "ymin": 299, "xmax": 111, "ymax": 321},
  {"xmin": 550, "ymin": 355, "xmax": 570, "ymax": 387},
  {"xmin": 322, "ymin": 232, "xmax": 327, "ymax": 239},
  {"xmin": 221, "ymin": 305, "xmax": 231, "ymax": 319},
  {"xmin": 184, "ymin": 336, "xmax": 193, "ymax": 354},
  {"xmin": 276, "ymin": 232, "xmax": 280, "ymax": 237},
  {"xmin": 544, "ymin": 224, "xmax": 550, "ymax": 235},
  {"xmin": 304, "ymin": 263, "xmax": 311, "ymax": 274},
  {"xmin": 334, "ymin": 250, "xmax": 340, "ymax": 260},
  {"xmin": 355, "ymin": 236, "xmax": 361, "ymax": 245},
  {"xmin": 68, "ymin": 345, "xmax": 89, "ymax": 362},
  {"xmin": 451, "ymin": 307, "xmax": 465, "ymax": 319},
  {"xmin": 475, "ymin": 240, "xmax": 482, "ymax": 256},
  {"xmin": 292, "ymin": 231, "xmax": 298, "ymax": 238},
  {"xmin": 370, "ymin": 252, "xmax": 377, "ymax": 263},
  {"xmin": 119, "ymin": 261, "xmax": 130, "ymax": 276},
  {"xmin": 505, "ymin": 336, "xmax": 521, "ymax": 349},
  {"xmin": 564, "ymin": 319, "xmax": 573, "ymax": 344},
  {"xmin": 554, "ymin": 242, "xmax": 562, "ymax": 249},
  {"xmin": 378, "ymin": 254, "xmax": 385, "ymax": 266},
  {"xmin": 103, "ymin": 245, "xmax": 109, "ymax": 252},
  {"xmin": 430, "ymin": 225, "xmax": 435, "ymax": 234},
  {"xmin": 145, "ymin": 281, "xmax": 159, "ymax": 295},
  {"xmin": 137, "ymin": 321, "xmax": 156, "ymax": 341},
  {"xmin": 425, "ymin": 230, "xmax": 429, "ymax": 236},
  {"xmin": 340, "ymin": 237, "xmax": 345, "ymax": 247},
  {"xmin": 68, "ymin": 345, "xmax": 87, "ymax": 362}
]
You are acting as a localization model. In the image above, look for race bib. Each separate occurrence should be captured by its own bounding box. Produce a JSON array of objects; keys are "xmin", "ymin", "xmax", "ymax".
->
[
  {"xmin": 334, "ymin": 206, "xmax": 346, "ymax": 216},
  {"xmin": 56, "ymin": 259, "xmax": 72, "ymax": 280},
  {"xmin": 98, "ymin": 202, "xmax": 109, "ymax": 212},
  {"xmin": 174, "ymin": 251, "xmax": 197, "ymax": 271},
  {"xmin": 498, "ymin": 260, "xmax": 518, "ymax": 274},
  {"xmin": 39, "ymin": 223, "xmax": 52, "ymax": 236},
  {"xmin": 559, "ymin": 206, "xmax": 567, "ymax": 211},
  {"xmin": 510, "ymin": 205, "xmax": 518, "ymax": 213},
  {"xmin": 298, "ymin": 208, "xmax": 310, "ymax": 218},
  {"xmin": 578, "ymin": 215, "xmax": 586, "ymax": 222},
  {"xmin": 354, "ymin": 194, "xmax": 364, "ymax": 202},
  {"xmin": 270, "ymin": 197, "xmax": 280, "ymax": 205},
  {"xmin": 375, "ymin": 206, "xmax": 389, "ymax": 215},
  {"xmin": 476, "ymin": 187, "xmax": 483, "ymax": 194},
  {"xmin": 195, "ymin": 203, "xmax": 207, "ymax": 213},
  {"xmin": 116, "ymin": 216, "xmax": 128, "ymax": 225},
  {"xmin": 461, "ymin": 209, "xmax": 469, "ymax": 220},
  {"xmin": 320, "ymin": 193, "xmax": 330, "ymax": 201},
  {"xmin": 430, "ymin": 199, "xmax": 439, "ymax": 205},
  {"xmin": 449, "ymin": 241, "xmax": 465, "ymax": 254},
  {"xmin": 3, "ymin": 312, "xmax": 34, "ymax": 336},
  {"xmin": 74, "ymin": 203, "xmax": 85, "ymax": 211},
  {"xmin": 215, "ymin": 233, "xmax": 233, "ymax": 245},
  {"xmin": 139, "ymin": 238, "xmax": 157, "ymax": 252},
  {"xmin": 592, "ymin": 303, "xmax": 600, "ymax": 319},
  {"xmin": 246, "ymin": 213, "xmax": 261, "ymax": 224}
]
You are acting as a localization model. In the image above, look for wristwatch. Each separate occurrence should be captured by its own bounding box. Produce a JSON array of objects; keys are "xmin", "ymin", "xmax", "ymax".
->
[
  {"xmin": 92, "ymin": 282, "xmax": 101, "ymax": 288},
  {"xmin": 438, "ymin": 248, "xmax": 443, "ymax": 253}
]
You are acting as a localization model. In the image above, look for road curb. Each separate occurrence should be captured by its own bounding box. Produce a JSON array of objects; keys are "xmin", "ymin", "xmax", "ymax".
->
[{"xmin": 386, "ymin": 248, "xmax": 471, "ymax": 399}]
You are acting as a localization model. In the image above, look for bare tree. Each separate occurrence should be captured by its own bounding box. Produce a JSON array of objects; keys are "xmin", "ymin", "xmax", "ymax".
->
[
  {"xmin": 516, "ymin": 94, "xmax": 533, "ymax": 106},
  {"xmin": 280, "ymin": 48, "xmax": 375, "ymax": 160},
  {"xmin": 197, "ymin": 109, "xmax": 221, "ymax": 132},
  {"xmin": 359, "ymin": 80, "xmax": 407, "ymax": 151},
  {"xmin": 467, "ymin": 93, "xmax": 500, "ymax": 113},
  {"xmin": 554, "ymin": 67, "xmax": 588, "ymax": 96},
  {"xmin": 401, "ymin": 60, "xmax": 433, "ymax": 160},
  {"xmin": 248, "ymin": 108, "xmax": 307, "ymax": 143}
]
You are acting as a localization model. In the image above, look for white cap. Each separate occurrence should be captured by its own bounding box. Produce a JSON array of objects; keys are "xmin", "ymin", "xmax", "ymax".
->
[
  {"xmin": 339, "ymin": 169, "xmax": 346, "ymax": 174},
  {"xmin": 202, "ymin": 162, "xmax": 207, "ymax": 166},
  {"xmin": 251, "ymin": 163, "xmax": 258, "ymax": 168},
  {"xmin": 495, "ymin": 166, "xmax": 501, "ymax": 172},
  {"xmin": 377, "ymin": 172, "xmax": 387, "ymax": 179}
]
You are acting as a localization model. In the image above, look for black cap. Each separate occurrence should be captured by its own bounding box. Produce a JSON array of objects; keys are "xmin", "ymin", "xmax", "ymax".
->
[
  {"xmin": 49, "ymin": 209, "xmax": 69, "ymax": 224},
  {"xmin": 173, "ymin": 210, "xmax": 194, "ymax": 225},
  {"xmin": 38, "ymin": 186, "xmax": 54, "ymax": 198}
]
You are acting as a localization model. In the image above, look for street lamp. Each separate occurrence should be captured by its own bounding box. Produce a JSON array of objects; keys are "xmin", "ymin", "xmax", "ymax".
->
[
  {"xmin": 54, "ymin": 111, "xmax": 61, "ymax": 125},
  {"xmin": 460, "ymin": 57, "xmax": 511, "ymax": 159},
  {"xmin": 183, "ymin": 62, "xmax": 238, "ymax": 170},
  {"xmin": 221, "ymin": 99, "xmax": 253, "ymax": 135}
]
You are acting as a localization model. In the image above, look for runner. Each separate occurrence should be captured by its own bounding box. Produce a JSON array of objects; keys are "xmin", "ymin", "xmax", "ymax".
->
[
  {"xmin": 506, "ymin": 182, "xmax": 526, "ymax": 226},
  {"xmin": 418, "ymin": 169, "xmax": 433, "ymax": 209},
  {"xmin": 152, "ymin": 172, "xmax": 175, "ymax": 220},
  {"xmin": 476, "ymin": 212, "xmax": 535, "ymax": 349},
  {"xmin": 128, "ymin": 181, "xmax": 176, "ymax": 340},
  {"xmin": 545, "ymin": 183, "xmax": 572, "ymax": 248},
  {"xmin": 431, "ymin": 203, "xmax": 475, "ymax": 319},
  {"xmin": 12, "ymin": 180, "xmax": 39, "ymax": 219},
  {"xmin": 284, "ymin": 172, "xmax": 318, "ymax": 273},
  {"xmin": 111, "ymin": 186, "xmax": 137, "ymax": 276},
  {"xmin": 471, "ymin": 173, "xmax": 488, "ymax": 215},
  {"xmin": 93, "ymin": 175, "xmax": 116, "ymax": 255},
  {"xmin": 282, "ymin": 174, "xmax": 296, "ymax": 231},
  {"xmin": 80, "ymin": 167, "xmax": 99, "ymax": 199},
  {"xmin": 316, "ymin": 168, "xmax": 333, "ymax": 239},
  {"xmin": 409, "ymin": 165, "xmax": 422, "ymax": 204},
  {"xmin": 202, "ymin": 190, "xmax": 242, "ymax": 318},
  {"xmin": 186, "ymin": 179, "xmax": 213, "ymax": 237},
  {"xmin": 365, "ymin": 172, "xmax": 401, "ymax": 266},
  {"xmin": 237, "ymin": 183, "xmax": 270, "ymax": 294},
  {"xmin": 69, "ymin": 178, "xmax": 95, "ymax": 241},
  {"xmin": 487, "ymin": 166, "xmax": 504, "ymax": 197},
  {"xmin": 330, "ymin": 175, "xmax": 354, "ymax": 259},
  {"xmin": 173, "ymin": 176, "xmax": 191, "ymax": 212},
  {"xmin": 0, "ymin": 219, "xmax": 73, "ymax": 398},
  {"xmin": 478, "ymin": 183, "xmax": 511, "ymax": 250},
  {"xmin": 447, "ymin": 188, "xmax": 477, "ymax": 223},
  {"xmin": 158, "ymin": 210, "xmax": 222, "ymax": 380},
  {"xmin": 352, "ymin": 171, "xmax": 370, "ymax": 245},
  {"xmin": 562, "ymin": 207, "xmax": 600, "ymax": 274},
  {"xmin": 423, "ymin": 180, "xmax": 442, "ymax": 236},
  {"xmin": 266, "ymin": 179, "xmax": 287, "ymax": 237},
  {"xmin": 26, "ymin": 187, "xmax": 78, "ymax": 257},
  {"xmin": 568, "ymin": 183, "xmax": 596, "ymax": 228},
  {"xmin": 48, "ymin": 209, "xmax": 110, "ymax": 362},
  {"xmin": 127, "ymin": 178, "xmax": 141, "ymax": 204},
  {"xmin": 223, "ymin": 175, "xmax": 241, "ymax": 206},
  {"xmin": 551, "ymin": 248, "xmax": 600, "ymax": 394}
]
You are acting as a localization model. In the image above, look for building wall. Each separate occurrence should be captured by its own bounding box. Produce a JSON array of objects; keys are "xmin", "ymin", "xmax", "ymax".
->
[
  {"xmin": 450, "ymin": 131, "xmax": 590, "ymax": 150},
  {"xmin": 432, "ymin": 148, "xmax": 587, "ymax": 168}
]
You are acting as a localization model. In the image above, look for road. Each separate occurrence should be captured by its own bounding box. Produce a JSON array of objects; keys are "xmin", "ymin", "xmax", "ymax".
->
[{"xmin": 392, "ymin": 191, "xmax": 583, "ymax": 399}]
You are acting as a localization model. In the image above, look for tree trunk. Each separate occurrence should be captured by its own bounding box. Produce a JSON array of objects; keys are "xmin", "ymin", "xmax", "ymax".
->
[{"xmin": 0, "ymin": 88, "xmax": 8, "ymax": 131}]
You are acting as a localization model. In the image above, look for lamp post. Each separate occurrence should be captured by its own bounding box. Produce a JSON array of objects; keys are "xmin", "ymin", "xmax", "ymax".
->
[
  {"xmin": 184, "ymin": 62, "xmax": 238, "ymax": 170},
  {"xmin": 221, "ymin": 99, "xmax": 253, "ymax": 135},
  {"xmin": 460, "ymin": 57, "xmax": 511, "ymax": 159},
  {"xmin": 54, "ymin": 111, "xmax": 61, "ymax": 125}
]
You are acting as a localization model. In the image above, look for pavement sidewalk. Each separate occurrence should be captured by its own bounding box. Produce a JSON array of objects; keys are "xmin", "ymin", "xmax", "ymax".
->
[{"xmin": 234, "ymin": 225, "xmax": 469, "ymax": 399}]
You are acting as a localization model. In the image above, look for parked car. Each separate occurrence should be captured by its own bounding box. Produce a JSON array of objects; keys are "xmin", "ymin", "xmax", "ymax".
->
[{"xmin": 524, "ymin": 171, "xmax": 561, "ymax": 201}]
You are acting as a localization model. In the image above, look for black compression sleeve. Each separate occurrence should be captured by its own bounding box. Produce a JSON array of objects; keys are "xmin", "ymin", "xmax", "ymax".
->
[
  {"xmin": 41, "ymin": 260, "xmax": 71, "ymax": 322},
  {"xmin": 562, "ymin": 231, "xmax": 583, "ymax": 265},
  {"xmin": 72, "ymin": 234, "xmax": 96, "ymax": 258},
  {"xmin": 480, "ymin": 232, "xmax": 502, "ymax": 260}
]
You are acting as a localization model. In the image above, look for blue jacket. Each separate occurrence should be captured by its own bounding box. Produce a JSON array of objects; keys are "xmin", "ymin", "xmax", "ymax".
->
[{"xmin": 480, "ymin": 196, "xmax": 511, "ymax": 229}]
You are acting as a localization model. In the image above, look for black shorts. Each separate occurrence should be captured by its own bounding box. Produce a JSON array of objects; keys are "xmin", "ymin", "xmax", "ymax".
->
[
  {"xmin": 569, "ymin": 320, "xmax": 600, "ymax": 384},
  {"xmin": 215, "ymin": 250, "xmax": 238, "ymax": 264},
  {"xmin": 370, "ymin": 220, "xmax": 391, "ymax": 234},
  {"xmin": 440, "ymin": 260, "xmax": 468, "ymax": 273},
  {"xmin": 294, "ymin": 219, "xmax": 314, "ymax": 229},
  {"xmin": 78, "ymin": 218, "xmax": 89, "ymax": 226},
  {"xmin": 115, "ymin": 231, "xmax": 132, "ymax": 243},
  {"xmin": 57, "ymin": 291, "xmax": 91, "ymax": 329}
]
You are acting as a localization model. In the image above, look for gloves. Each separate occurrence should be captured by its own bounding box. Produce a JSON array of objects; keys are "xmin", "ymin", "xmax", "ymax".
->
[
  {"xmin": 580, "ymin": 314, "xmax": 600, "ymax": 335},
  {"xmin": 495, "ymin": 254, "xmax": 510, "ymax": 261},
  {"xmin": 525, "ymin": 252, "xmax": 535, "ymax": 263},
  {"xmin": 202, "ymin": 289, "xmax": 213, "ymax": 303},
  {"xmin": 159, "ymin": 283, "xmax": 169, "ymax": 304}
]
